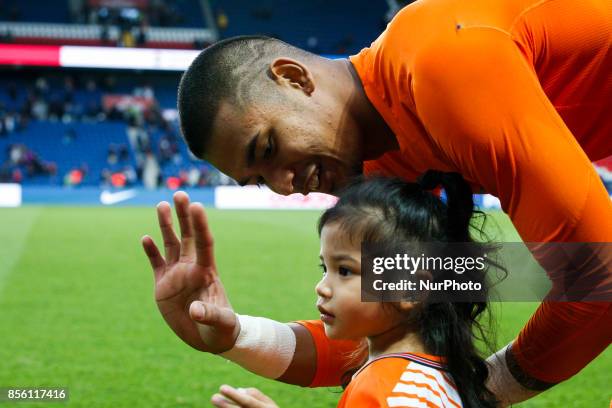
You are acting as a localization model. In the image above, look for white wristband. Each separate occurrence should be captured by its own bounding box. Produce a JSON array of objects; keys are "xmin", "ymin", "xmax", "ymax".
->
[
  {"xmin": 219, "ymin": 314, "xmax": 297, "ymax": 379},
  {"xmin": 486, "ymin": 343, "xmax": 540, "ymax": 406}
]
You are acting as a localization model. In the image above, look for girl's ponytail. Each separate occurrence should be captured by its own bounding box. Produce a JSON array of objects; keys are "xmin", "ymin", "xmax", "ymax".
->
[
  {"xmin": 418, "ymin": 302, "xmax": 497, "ymax": 408},
  {"xmin": 418, "ymin": 170, "xmax": 474, "ymax": 242}
]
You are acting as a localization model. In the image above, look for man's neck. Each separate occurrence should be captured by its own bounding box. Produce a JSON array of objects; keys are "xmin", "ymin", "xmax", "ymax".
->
[{"xmin": 341, "ymin": 58, "xmax": 398, "ymax": 161}]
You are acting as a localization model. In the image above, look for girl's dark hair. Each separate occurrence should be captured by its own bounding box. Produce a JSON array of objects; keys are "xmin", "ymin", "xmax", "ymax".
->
[{"xmin": 318, "ymin": 171, "xmax": 498, "ymax": 408}]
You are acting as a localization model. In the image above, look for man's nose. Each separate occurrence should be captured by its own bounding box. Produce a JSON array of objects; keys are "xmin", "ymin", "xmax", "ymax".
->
[{"xmin": 264, "ymin": 167, "xmax": 295, "ymax": 195}]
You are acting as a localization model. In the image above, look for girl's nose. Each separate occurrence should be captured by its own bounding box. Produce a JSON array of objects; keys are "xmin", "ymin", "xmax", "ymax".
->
[{"xmin": 315, "ymin": 276, "xmax": 332, "ymax": 298}]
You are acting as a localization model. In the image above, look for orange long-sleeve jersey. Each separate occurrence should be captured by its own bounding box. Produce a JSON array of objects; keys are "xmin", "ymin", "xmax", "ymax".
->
[{"xmin": 301, "ymin": 0, "xmax": 612, "ymax": 388}]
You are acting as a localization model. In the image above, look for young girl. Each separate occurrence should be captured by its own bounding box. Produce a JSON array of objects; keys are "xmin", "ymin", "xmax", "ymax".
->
[{"xmin": 211, "ymin": 171, "xmax": 498, "ymax": 408}]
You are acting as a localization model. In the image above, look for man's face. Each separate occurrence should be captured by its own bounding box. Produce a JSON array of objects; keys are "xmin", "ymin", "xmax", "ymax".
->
[{"xmin": 205, "ymin": 93, "xmax": 363, "ymax": 196}]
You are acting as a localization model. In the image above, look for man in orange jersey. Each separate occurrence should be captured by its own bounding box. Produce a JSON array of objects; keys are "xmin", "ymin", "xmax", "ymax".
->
[{"xmin": 142, "ymin": 0, "xmax": 611, "ymax": 404}]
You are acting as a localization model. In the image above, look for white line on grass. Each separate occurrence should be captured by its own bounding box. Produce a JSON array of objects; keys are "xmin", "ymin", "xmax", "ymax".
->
[{"xmin": 0, "ymin": 207, "xmax": 43, "ymax": 299}]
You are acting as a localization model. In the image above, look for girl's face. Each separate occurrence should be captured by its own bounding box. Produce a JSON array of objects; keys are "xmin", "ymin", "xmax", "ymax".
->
[{"xmin": 316, "ymin": 222, "xmax": 402, "ymax": 340}]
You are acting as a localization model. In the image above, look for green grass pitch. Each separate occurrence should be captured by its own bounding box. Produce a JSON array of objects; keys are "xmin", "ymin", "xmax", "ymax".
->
[{"xmin": 0, "ymin": 207, "xmax": 609, "ymax": 407}]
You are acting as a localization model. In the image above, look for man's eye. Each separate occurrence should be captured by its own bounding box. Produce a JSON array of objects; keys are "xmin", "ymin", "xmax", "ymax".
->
[
  {"xmin": 319, "ymin": 263, "xmax": 327, "ymax": 274},
  {"xmin": 256, "ymin": 176, "xmax": 265, "ymax": 188},
  {"xmin": 338, "ymin": 266, "xmax": 352, "ymax": 277},
  {"xmin": 263, "ymin": 135, "xmax": 273, "ymax": 159}
]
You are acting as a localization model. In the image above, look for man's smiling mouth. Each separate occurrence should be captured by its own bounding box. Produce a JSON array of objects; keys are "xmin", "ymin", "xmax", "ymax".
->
[{"xmin": 303, "ymin": 163, "xmax": 321, "ymax": 194}]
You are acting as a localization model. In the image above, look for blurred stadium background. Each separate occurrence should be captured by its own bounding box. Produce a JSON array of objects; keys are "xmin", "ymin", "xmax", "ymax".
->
[{"xmin": 0, "ymin": 1, "xmax": 610, "ymax": 407}]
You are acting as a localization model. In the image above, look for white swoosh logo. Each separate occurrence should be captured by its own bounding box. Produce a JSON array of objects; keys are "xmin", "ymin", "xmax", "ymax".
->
[{"xmin": 100, "ymin": 189, "xmax": 137, "ymax": 205}]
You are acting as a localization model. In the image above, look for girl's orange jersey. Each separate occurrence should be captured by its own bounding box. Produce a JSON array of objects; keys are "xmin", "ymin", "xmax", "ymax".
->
[
  {"xmin": 338, "ymin": 353, "xmax": 462, "ymax": 408},
  {"xmin": 301, "ymin": 0, "xmax": 612, "ymax": 388},
  {"xmin": 298, "ymin": 319, "xmax": 463, "ymax": 407}
]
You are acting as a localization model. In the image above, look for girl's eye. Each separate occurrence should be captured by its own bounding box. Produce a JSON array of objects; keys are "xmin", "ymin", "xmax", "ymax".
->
[
  {"xmin": 338, "ymin": 266, "xmax": 352, "ymax": 277},
  {"xmin": 319, "ymin": 263, "xmax": 327, "ymax": 274}
]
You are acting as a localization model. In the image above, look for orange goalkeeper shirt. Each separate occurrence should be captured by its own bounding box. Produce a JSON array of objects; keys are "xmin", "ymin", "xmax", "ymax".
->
[
  {"xmin": 303, "ymin": 0, "xmax": 612, "ymax": 387},
  {"xmin": 352, "ymin": 0, "xmax": 612, "ymax": 244}
]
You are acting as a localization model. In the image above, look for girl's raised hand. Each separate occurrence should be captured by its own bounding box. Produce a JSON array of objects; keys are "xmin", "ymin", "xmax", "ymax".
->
[{"xmin": 211, "ymin": 385, "xmax": 279, "ymax": 408}]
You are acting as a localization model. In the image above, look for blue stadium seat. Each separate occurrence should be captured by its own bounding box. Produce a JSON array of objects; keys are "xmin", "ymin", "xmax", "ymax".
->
[{"xmin": 218, "ymin": 0, "xmax": 385, "ymax": 54}]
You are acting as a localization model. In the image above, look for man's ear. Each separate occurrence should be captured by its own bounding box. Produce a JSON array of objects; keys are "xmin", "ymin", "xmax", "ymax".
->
[{"xmin": 268, "ymin": 58, "xmax": 315, "ymax": 96}]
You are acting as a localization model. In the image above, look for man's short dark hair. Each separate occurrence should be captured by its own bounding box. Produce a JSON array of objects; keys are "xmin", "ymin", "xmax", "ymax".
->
[{"xmin": 177, "ymin": 35, "xmax": 313, "ymax": 159}]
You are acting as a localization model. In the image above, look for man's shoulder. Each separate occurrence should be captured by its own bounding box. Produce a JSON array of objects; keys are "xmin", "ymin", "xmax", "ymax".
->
[{"xmin": 371, "ymin": 3, "xmax": 511, "ymax": 81}]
